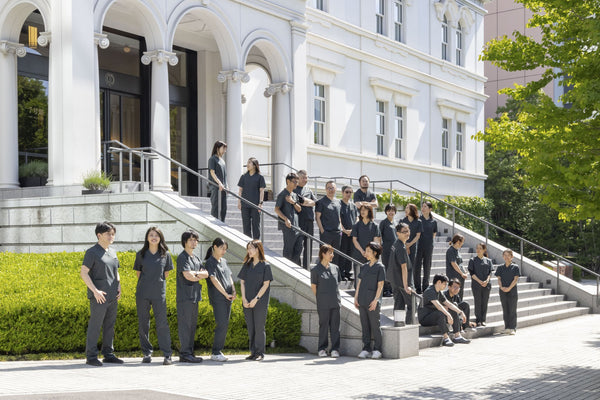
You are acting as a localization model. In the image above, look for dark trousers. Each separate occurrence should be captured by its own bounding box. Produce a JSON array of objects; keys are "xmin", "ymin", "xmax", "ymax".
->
[
  {"xmin": 241, "ymin": 206, "xmax": 261, "ymax": 239},
  {"xmin": 86, "ymin": 299, "xmax": 118, "ymax": 360},
  {"xmin": 211, "ymin": 300, "xmax": 232, "ymax": 354},
  {"xmin": 210, "ymin": 189, "xmax": 227, "ymax": 221},
  {"xmin": 448, "ymin": 301, "xmax": 471, "ymax": 332},
  {"xmin": 176, "ymin": 300, "xmax": 198, "ymax": 357},
  {"xmin": 317, "ymin": 305, "xmax": 341, "ymax": 352},
  {"xmin": 418, "ymin": 309, "xmax": 450, "ymax": 335},
  {"xmin": 243, "ymin": 301, "xmax": 269, "ymax": 356},
  {"xmin": 499, "ymin": 288, "xmax": 518, "ymax": 330},
  {"xmin": 136, "ymin": 296, "xmax": 172, "ymax": 357},
  {"xmin": 320, "ymin": 230, "xmax": 341, "ymax": 264},
  {"xmin": 471, "ymin": 283, "xmax": 491, "ymax": 323},
  {"xmin": 282, "ymin": 226, "xmax": 303, "ymax": 265},
  {"xmin": 414, "ymin": 244, "xmax": 433, "ymax": 292},
  {"xmin": 339, "ymin": 234, "xmax": 354, "ymax": 278},
  {"xmin": 392, "ymin": 285, "xmax": 415, "ymax": 324},
  {"xmin": 358, "ymin": 303, "xmax": 382, "ymax": 352},
  {"xmin": 299, "ymin": 219, "xmax": 314, "ymax": 269}
]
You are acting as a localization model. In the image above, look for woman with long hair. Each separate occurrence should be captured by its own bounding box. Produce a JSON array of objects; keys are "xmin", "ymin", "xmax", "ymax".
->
[
  {"xmin": 204, "ymin": 237, "xmax": 235, "ymax": 361},
  {"xmin": 238, "ymin": 240, "xmax": 273, "ymax": 361},
  {"xmin": 134, "ymin": 226, "xmax": 174, "ymax": 365},
  {"xmin": 496, "ymin": 249, "xmax": 520, "ymax": 335},
  {"xmin": 237, "ymin": 157, "xmax": 266, "ymax": 239},
  {"xmin": 401, "ymin": 203, "xmax": 422, "ymax": 273},
  {"xmin": 445, "ymin": 234, "xmax": 467, "ymax": 299},
  {"xmin": 209, "ymin": 140, "xmax": 228, "ymax": 221},
  {"xmin": 468, "ymin": 243, "xmax": 493, "ymax": 326},
  {"xmin": 351, "ymin": 205, "xmax": 381, "ymax": 264}
]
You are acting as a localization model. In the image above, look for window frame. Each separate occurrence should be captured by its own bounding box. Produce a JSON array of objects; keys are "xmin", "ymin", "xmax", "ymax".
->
[
  {"xmin": 394, "ymin": 105, "xmax": 404, "ymax": 159},
  {"xmin": 376, "ymin": 100, "xmax": 386, "ymax": 156},
  {"xmin": 455, "ymin": 121, "xmax": 464, "ymax": 169},
  {"xmin": 441, "ymin": 15, "xmax": 449, "ymax": 61},
  {"xmin": 393, "ymin": 0, "xmax": 404, "ymax": 43},
  {"xmin": 376, "ymin": 0, "xmax": 386, "ymax": 35},
  {"xmin": 442, "ymin": 118, "xmax": 450, "ymax": 167},
  {"xmin": 455, "ymin": 22, "xmax": 463, "ymax": 67},
  {"xmin": 313, "ymin": 83, "xmax": 326, "ymax": 146}
]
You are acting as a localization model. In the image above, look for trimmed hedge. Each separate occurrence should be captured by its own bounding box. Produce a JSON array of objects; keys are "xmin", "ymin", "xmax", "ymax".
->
[{"xmin": 0, "ymin": 252, "xmax": 301, "ymax": 355}]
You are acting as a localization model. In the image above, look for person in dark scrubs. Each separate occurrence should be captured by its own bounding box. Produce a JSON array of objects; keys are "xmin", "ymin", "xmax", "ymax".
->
[
  {"xmin": 80, "ymin": 221, "xmax": 123, "ymax": 367},
  {"xmin": 414, "ymin": 201, "xmax": 438, "ymax": 293},
  {"xmin": 208, "ymin": 140, "xmax": 227, "ymax": 222},
  {"xmin": 274, "ymin": 173, "xmax": 303, "ymax": 265},
  {"xmin": 379, "ymin": 204, "xmax": 397, "ymax": 297},
  {"xmin": 238, "ymin": 240, "xmax": 273, "ymax": 361},
  {"xmin": 294, "ymin": 170, "xmax": 317, "ymax": 269},
  {"xmin": 134, "ymin": 226, "xmax": 174, "ymax": 365},
  {"xmin": 311, "ymin": 244, "xmax": 342, "ymax": 358},
  {"xmin": 353, "ymin": 175, "xmax": 378, "ymax": 210},
  {"xmin": 237, "ymin": 157, "xmax": 266, "ymax": 239},
  {"xmin": 446, "ymin": 234, "xmax": 468, "ymax": 299},
  {"xmin": 354, "ymin": 242, "xmax": 386, "ymax": 359},
  {"xmin": 401, "ymin": 203, "xmax": 422, "ymax": 275},
  {"xmin": 443, "ymin": 279, "xmax": 475, "ymax": 341},
  {"xmin": 204, "ymin": 237, "xmax": 236, "ymax": 361},
  {"xmin": 339, "ymin": 185, "xmax": 359, "ymax": 280},
  {"xmin": 176, "ymin": 230, "xmax": 208, "ymax": 363},
  {"xmin": 351, "ymin": 205, "xmax": 381, "ymax": 264},
  {"xmin": 496, "ymin": 249, "xmax": 520, "ymax": 335},
  {"xmin": 468, "ymin": 243, "xmax": 493, "ymax": 326},
  {"xmin": 316, "ymin": 181, "xmax": 342, "ymax": 259},
  {"xmin": 387, "ymin": 223, "xmax": 414, "ymax": 325}
]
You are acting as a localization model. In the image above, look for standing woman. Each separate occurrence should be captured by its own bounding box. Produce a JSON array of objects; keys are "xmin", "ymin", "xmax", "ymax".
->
[
  {"xmin": 354, "ymin": 242, "xmax": 386, "ymax": 359},
  {"xmin": 446, "ymin": 234, "xmax": 468, "ymax": 300},
  {"xmin": 311, "ymin": 244, "xmax": 342, "ymax": 358},
  {"xmin": 351, "ymin": 205, "xmax": 381, "ymax": 264},
  {"xmin": 134, "ymin": 227, "xmax": 174, "ymax": 365},
  {"xmin": 468, "ymin": 243, "xmax": 493, "ymax": 326},
  {"xmin": 414, "ymin": 201, "xmax": 438, "ymax": 293},
  {"xmin": 238, "ymin": 240, "xmax": 273, "ymax": 361},
  {"xmin": 401, "ymin": 203, "xmax": 422, "ymax": 273},
  {"xmin": 379, "ymin": 204, "xmax": 397, "ymax": 297},
  {"xmin": 209, "ymin": 140, "xmax": 228, "ymax": 222},
  {"xmin": 237, "ymin": 157, "xmax": 266, "ymax": 239},
  {"xmin": 204, "ymin": 238, "xmax": 236, "ymax": 361},
  {"xmin": 496, "ymin": 249, "xmax": 520, "ymax": 335}
]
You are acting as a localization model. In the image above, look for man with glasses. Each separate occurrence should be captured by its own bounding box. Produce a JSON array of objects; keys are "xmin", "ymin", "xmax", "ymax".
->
[
  {"xmin": 275, "ymin": 173, "xmax": 304, "ymax": 265},
  {"xmin": 339, "ymin": 186, "xmax": 359, "ymax": 280},
  {"xmin": 316, "ymin": 181, "xmax": 343, "ymax": 263},
  {"xmin": 353, "ymin": 175, "xmax": 378, "ymax": 210},
  {"xmin": 294, "ymin": 170, "xmax": 317, "ymax": 269},
  {"xmin": 387, "ymin": 222, "xmax": 415, "ymax": 325}
]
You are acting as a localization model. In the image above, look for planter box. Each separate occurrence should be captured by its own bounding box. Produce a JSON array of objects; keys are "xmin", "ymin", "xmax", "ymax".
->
[{"xmin": 19, "ymin": 177, "xmax": 47, "ymax": 187}]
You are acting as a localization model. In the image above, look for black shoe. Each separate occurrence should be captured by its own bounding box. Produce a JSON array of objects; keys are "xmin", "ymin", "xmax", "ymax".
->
[
  {"xmin": 442, "ymin": 337, "xmax": 454, "ymax": 347},
  {"xmin": 86, "ymin": 358, "xmax": 102, "ymax": 367},
  {"xmin": 254, "ymin": 353, "xmax": 264, "ymax": 361},
  {"xmin": 103, "ymin": 355, "xmax": 124, "ymax": 364},
  {"xmin": 142, "ymin": 355, "xmax": 151, "ymax": 364},
  {"xmin": 453, "ymin": 336, "xmax": 471, "ymax": 344},
  {"xmin": 179, "ymin": 355, "xmax": 203, "ymax": 363},
  {"xmin": 163, "ymin": 356, "xmax": 173, "ymax": 365},
  {"xmin": 245, "ymin": 354, "xmax": 256, "ymax": 360}
]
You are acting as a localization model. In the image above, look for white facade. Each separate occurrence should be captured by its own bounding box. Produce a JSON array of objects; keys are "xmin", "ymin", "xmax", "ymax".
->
[{"xmin": 0, "ymin": 0, "xmax": 487, "ymax": 198}]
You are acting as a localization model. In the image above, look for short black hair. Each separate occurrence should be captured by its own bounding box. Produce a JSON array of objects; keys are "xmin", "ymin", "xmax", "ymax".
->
[
  {"xmin": 448, "ymin": 278, "xmax": 462, "ymax": 287},
  {"xmin": 432, "ymin": 274, "xmax": 449, "ymax": 285},
  {"xmin": 286, "ymin": 172, "xmax": 299, "ymax": 183},
  {"xmin": 181, "ymin": 229, "xmax": 200, "ymax": 247},
  {"xmin": 95, "ymin": 221, "xmax": 116, "ymax": 236},
  {"xmin": 395, "ymin": 222, "xmax": 409, "ymax": 232},
  {"xmin": 384, "ymin": 204, "xmax": 397, "ymax": 213},
  {"xmin": 366, "ymin": 242, "xmax": 382, "ymax": 259}
]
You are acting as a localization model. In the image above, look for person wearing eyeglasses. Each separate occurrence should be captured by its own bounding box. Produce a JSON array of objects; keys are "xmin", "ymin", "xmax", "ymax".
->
[
  {"xmin": 293, "ymin": 170, "xmax": 317, "ymax": 269},
  {"xmin": 316, "ymin": 181, "xmax": 342, "ymax": 263},
  {"xmin": 387, "ymin": 223, "xmax": 414, "ymax": 325},
  {"xmin": 274, "ymin": 173, "xmax": 303, "ymax": 265},
  {"xmin": 339, "ymin": 186, "xmax": 359, "ymax": 280}
]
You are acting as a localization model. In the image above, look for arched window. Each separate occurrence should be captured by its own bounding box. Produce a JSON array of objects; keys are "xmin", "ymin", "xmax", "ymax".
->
[
  {"xmin": 441, "ymin": 15, "xmax": 449, "ymax": 61},
  {"xmin": 456, "ymin": 22, "xmax": 463, "ymax": 66}
]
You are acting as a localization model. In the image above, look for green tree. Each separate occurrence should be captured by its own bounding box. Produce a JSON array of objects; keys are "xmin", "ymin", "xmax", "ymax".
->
[
  {"xmin": 477, "ymin": 0, "xmax": 600, "ymax": 221},
  {"xmin": 18, "ymin": 76, "xmax": 48, "ymax": 152}
]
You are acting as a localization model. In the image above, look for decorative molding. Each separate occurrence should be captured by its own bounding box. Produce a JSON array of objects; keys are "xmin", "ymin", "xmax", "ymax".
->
[
  {"xmin": 369, "ymin": 77, "xmax": 418, "ymax": 106},
  {"xmin": 216, "ymin": 70, "xmax": 250, "ymax": 83},
  {"xmin": 434, "ymin": 0, "xmax": 474, "ymax": 32},
  {"xmin": 94, "ymin": 33, "xmax": 110, "ymax": 49},
  {"xmin": 141, "ymin": 50, "xmax": 179, "ymax": 66},
  {"xmin": 307, "ymin": 56, "xmax": 343, "ymax": 85},
  {"xmin": 0, "ymin": 41, "xmax": 26, "ymax": 57},
  {"xmin": 263, "ymin": 82, "xmax": 293, "ymax": 97},
  {"xmin": 437, "ymin": 98, "xmax": 475, "ymax": 122},
  {"xmin": 37, "ymin": 31, "xmax": 51, "ymax": 47},
  {"xmin": 375, "ymin": 40, "xmax": 408, "ymax": 57},
  {"xmin": 290, "ymin": 19, "xmax": 310, "ymax": 34}
]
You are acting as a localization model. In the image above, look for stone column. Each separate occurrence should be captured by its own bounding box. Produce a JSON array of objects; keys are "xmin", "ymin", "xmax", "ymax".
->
[
  {"xmin": 290, "ymin": 20, "xmax": 309, "ymax": 171},
  {"xmin": 141, "ymin": 50, "xmax": 178, "ymax": 191},
  {"xmin": 94, "ymin": 32, "xmax": 109, "ymax": 178},
  {"xmin": 0, "ymin": 41, "xmax": 26, "ymax": 188},
  {"xmin": 265, "ymin": 82, "xmax": 293, "ymax": 195},
  {"xmin": 217, "ymin": 69, "xmax": 249, "ymax": 191}
]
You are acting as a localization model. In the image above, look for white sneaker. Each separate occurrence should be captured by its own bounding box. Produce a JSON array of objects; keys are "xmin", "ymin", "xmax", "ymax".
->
[
  {"xmin": 210, "ymin": 353, "xmax": 228, "ymax": 362},
  {"xmin": 357, "ymin": 350, "xmax": 370, "ymax": 359},
  {"xmin": 509, "ymin": 329, "xmax": 516, "ymax": 335},
  {"xmin": 330, "ymin": 350, "xmax": 340, "ymax": 358},
  {"xmin": 318, "ymin": 350, "xmax": 327, "ymax": 357},
  {"xmin": 371, "ymin": 350, "xmax": 382, "ymax": 359}
]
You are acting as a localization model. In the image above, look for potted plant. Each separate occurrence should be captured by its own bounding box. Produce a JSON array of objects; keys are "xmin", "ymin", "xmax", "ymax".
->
[
  {"xmin": 82, "ymin": 170, "xmax": 112, "ymax": 194},
  {"xmin": 19, "ymin": 160, "xmax": 48, "ymax": 187}
]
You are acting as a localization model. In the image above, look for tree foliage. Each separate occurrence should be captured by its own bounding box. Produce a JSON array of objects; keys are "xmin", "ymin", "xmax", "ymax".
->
[
  {"xmin": 18, "ymin": 76, "xmax": 48, "ymax": 152},
  {"xmin": 477, "ymin": 0, "xmax": 600, "ymax": 221}
]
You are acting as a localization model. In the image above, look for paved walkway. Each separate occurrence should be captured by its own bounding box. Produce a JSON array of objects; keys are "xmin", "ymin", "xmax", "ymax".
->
[{"xmin": 1, "ymin": 314, "xmax": 599, "ymax": 400}]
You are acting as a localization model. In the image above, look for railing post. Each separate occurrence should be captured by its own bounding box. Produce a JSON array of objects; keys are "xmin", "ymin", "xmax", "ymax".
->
[
  {"xmin": 409, "ymin": 293, "xmax": 416, "ymax": 325},
  {"xmin": 485, "ymin": 224, "xmax": 489, "ymax": 248},
  {"xmin": 520, "ymin": 240, "xmax": 524, "ymax": 271},
  {"xmin": 129, "ymin": 152, "xmax": 133, "ymax": 182},
  {"xmin": 556, "ymin": 256, "xmax": 560, "ymax": 294},
  {"xmin": 218, "ymin": 188, "xmax": 222, "ymax": 221},
  {"xmin": 119, "ymin": 151, "xmax": 123, "ymax": 194},
  {"xmin": 178, "ymin": 166, "xmax": 182, "ymax": 196},
  {"xmin": 389, "ymin": 181, "xmax": 393, "ymax": 206},
  {"xmin": 419, "ymin": 192, "xmax": 423, "ymax": 208},
  {"xmin": 452, "ymin": 207, "xmax": 455, "ymax": 236},
  {"xmin": 140, "ymin": 153, "xmax": 145, "ymax": 191},
  {"xmin": 260, "ymin": 206, "xmax": 264, "ymax": 240}
]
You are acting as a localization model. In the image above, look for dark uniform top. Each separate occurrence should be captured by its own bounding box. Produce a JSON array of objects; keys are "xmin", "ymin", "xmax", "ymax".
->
[
  {"xmin": 468, "ymin": 256, "xmax": 494, "ymax": 286},
  {"xmin": 495, "ymin": 263, "xmax": 520, "ymax": 289},
  {"xmin": 418, "ymin": 215, "xmax": 438, "ymax": 249},
  {"xmin": 379, "ymin": 218, "xmax": 396, "ymax": 267},
  {"xmin": 205, "ymin": 255, "xmax": 234, "ymax": 303},
  {"xmin": 315, "ymin": 196, "xmax": 342, "ymax": 232},
  {"xmin": 420, "ymin": 286, "xmax": 448, "ymax": 319},
  {"xmin": 445, "ymin": 246, "xmax": 464, "ymax": 280},
  {"xmin": 351, "ymin": 220, "xmax": 381, "ymax": 251},
  {"xmin": 238, "ymin": 261, "xmax": 273, "ymax": 304},
  {"xmin": 133, "ymin": 250, "xmax": 173, "ymax": 299},
  {"xmin": 310, "ymin": 262, "xmax": 342, "ymax": 309},
  {"xmin": 293, "ymin": 185, "xmax": 317, "ymax": 222},
  {"xmin": 387, "ymin": 239, "xmax": 412, "ymax": 289},
  {"xmin": 357, "ymin": 262, "xmax": 386, "ymax": 307},
  {"xmin": 82, "ymin": 244, "xmax": 120, "ymax": 301},
  {"xmin": 340, "ymin": 201, "xmax": 358, "ymax": 230},
  {"xmin": 353, "ymin": 189, "xmax": 376, "ymax": 204},
  {"xmin": 275, "ymin": 188, "xmax": 299, "ymax": 230},
  {"xmin": 401, "ymin": 216, "xmax": 423, "ymax": 246},
  {"xmin": 237, "ymin": 172, "xmax": 266, "ymax": 208},
  {"xmin": 208, "ymin": 155, "xmax": 227, "ymax": 187},
  {"xmin": 443, "ymin": 289, "xmax": 462, "ymax": 305},
  {"xmin": 176, "ymin": 251, "xmax": 203, "ymax": 303}
]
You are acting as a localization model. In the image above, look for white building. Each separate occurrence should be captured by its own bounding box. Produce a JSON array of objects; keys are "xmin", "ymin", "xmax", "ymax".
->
[{"xmin": 0, "ymin": 0, "xmax": 487, "ymax": 198}]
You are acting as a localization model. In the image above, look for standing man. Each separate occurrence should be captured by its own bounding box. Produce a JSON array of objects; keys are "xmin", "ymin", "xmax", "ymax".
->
[
  {"xmin": 339, "ymin": 185, "xmax": 359, "ymax": 280},
  {"xmin": 353, "ymin": 175, "xmax": 378, "ymax": 210},
  {"xmin": 293, "ymin": 170, "xmax": 316, "ymax": 269},
  {"xmin": 414, "ymin": 201, "xmax": 438, "ymax": 293},
  {"xmin": 80, "ymin": 221, "xmax": 123, "ymax": 367},
  {"xmin": 275, "ymin": 173, "xmax": 304, "ymax": 265},
  {"xmin": 387, "ymin": 223, "xmax": 414, "ymax": 325},
  {"xmin": 316, "ymin": 181, "xmax": 342, "ymax": 262}
]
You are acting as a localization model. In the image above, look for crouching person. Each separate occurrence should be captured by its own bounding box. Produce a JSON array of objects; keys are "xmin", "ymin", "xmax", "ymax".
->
[{"xmin": 444, "ymin": 278, "xmax": 476, "ymax": 335}]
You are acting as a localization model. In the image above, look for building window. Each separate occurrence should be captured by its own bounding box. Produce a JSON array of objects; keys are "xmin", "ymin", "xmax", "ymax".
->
[
  {"xmin": 376, "ymin": 100, "xmax": 386, "ymax": 155},
  {"xmin": 314, "ymin": 0, "xmax": 325, "ymax": 11},
  {"xmin": 456, "ymin": 22, "xmax": 463, "ymax": 66},
  {"xmin": 376, "ymin": 0, "xmax": 385, "ymax": 35},
  {"xmin": 393, "ymin": 0, "xmax": 403, "ymax": 42},
  {"xmin": 441, "ymin": 15, "xmax": 449, "ymax": 61},
  {"xmin": 394, "ymin": 106, "xmax": 404, "ymax": 159},
  {"xmin": 313, "ymin": 84, "xmax": 326, "ymax": 145},
  {"xmin": 442, "ymin": 118, "xmax": 450, "ymax": 167},
  {"xmin": 456, "ymin": 121, "xmax": 464, "ymax": 169}
]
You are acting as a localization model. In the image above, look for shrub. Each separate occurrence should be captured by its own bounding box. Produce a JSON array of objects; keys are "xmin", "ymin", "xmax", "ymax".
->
[
  {"xmin": 82, "ymin": 170, "xmax": 112, "ymax": 190},
  {"xmin": 18, "ymin": 160, "xmax": 48, "ymax": 178},
  {"xmin": 0, "ymin": 252, "xmax": 301, "ymax": 355}
]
